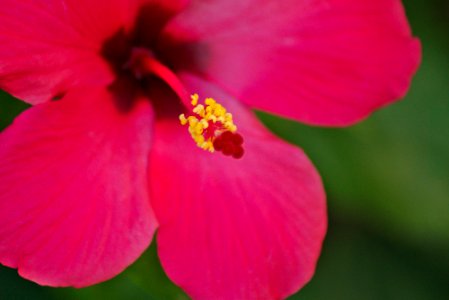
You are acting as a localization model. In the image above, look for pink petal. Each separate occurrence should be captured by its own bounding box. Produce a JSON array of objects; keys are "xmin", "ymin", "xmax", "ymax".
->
[
  {"xmin": 164, "ymin": 0, "xmax": 421, "ymax": 126},
  {"xmin": 0, "ymin": 0, "xmax": 143, "ymax": 104},
  {"xmin": 150, "ymin": 75, "xmax": 327, "ymax": 299},
  {"xmin": 0, "ymin": 87, "xmax": 157, "ymax": 287}
]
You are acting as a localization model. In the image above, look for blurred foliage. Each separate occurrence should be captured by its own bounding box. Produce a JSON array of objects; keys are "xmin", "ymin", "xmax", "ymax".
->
[{"xmin": 1, "ymin": 0, "xmax": 448, "ymax": 299}]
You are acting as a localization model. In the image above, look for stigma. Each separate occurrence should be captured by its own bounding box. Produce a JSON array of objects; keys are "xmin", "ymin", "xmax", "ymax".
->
[{"xmin": 179, "ymin": 94, "xmax": 245, "ymax": 159}]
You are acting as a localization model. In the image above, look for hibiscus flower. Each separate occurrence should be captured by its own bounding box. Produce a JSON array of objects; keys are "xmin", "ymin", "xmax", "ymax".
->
[{"xmin": 0, "ymin": 0, "xmax": 420, "ymax": 299}]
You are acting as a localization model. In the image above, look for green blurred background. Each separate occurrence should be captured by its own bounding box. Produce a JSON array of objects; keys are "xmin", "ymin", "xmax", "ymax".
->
[{"xmin": 1, "ymin": 0, "xmax": 448, "ymax": 299}]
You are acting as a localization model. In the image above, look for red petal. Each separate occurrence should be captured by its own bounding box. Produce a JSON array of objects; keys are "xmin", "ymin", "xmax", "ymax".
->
[
  {"xmin": 0, "ymin": 0, "xmax": 144, "ymax": 104},
  {"xmin": 0, "ymin": 87, "xmax": 157, "ymax": 287},
  {"xmin": 165, "ymin": 0, "xmax": 421, "ymax": 126},
  {"xmin": 150, "ymin": 75, "xmax": 326, "ymax": 299}
]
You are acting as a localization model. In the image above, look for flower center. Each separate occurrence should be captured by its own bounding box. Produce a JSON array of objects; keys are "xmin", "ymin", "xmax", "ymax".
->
[
  {"xmin": 100, "ymin": 4, "xmax": 244, "ymax": 159},
  {"xmin": 126, "ymin": 48, "xmax": 189, "ymax": 102}
]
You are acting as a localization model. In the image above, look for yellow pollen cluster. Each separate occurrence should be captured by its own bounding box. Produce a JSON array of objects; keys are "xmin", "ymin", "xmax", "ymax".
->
[{"xmin": 179, "ymin": 94, "xmax": 237, "ymax": 152}]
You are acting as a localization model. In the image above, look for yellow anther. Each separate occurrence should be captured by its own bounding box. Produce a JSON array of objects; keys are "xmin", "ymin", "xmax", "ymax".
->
[
  {"xmin": 200, "ymin": 119, "xmax": 209, "ymax": 128},
  {"xmin": 193, "ymin": 104, "xmax": 205, "ymax": 115},
  {"xmin": 179, "ymin": 94, "xmax": 239, "ymax": 153},
  {"xmin": 179, "ymin": 114, "xmax": 188, "ymax": 125},
  {"xmin": 205, "ymin": 98, "xmax": 216, "ymax": 106},
  {"xmin": 191, "ymin": 94, "xmax": 199, "ymax": 106}
]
